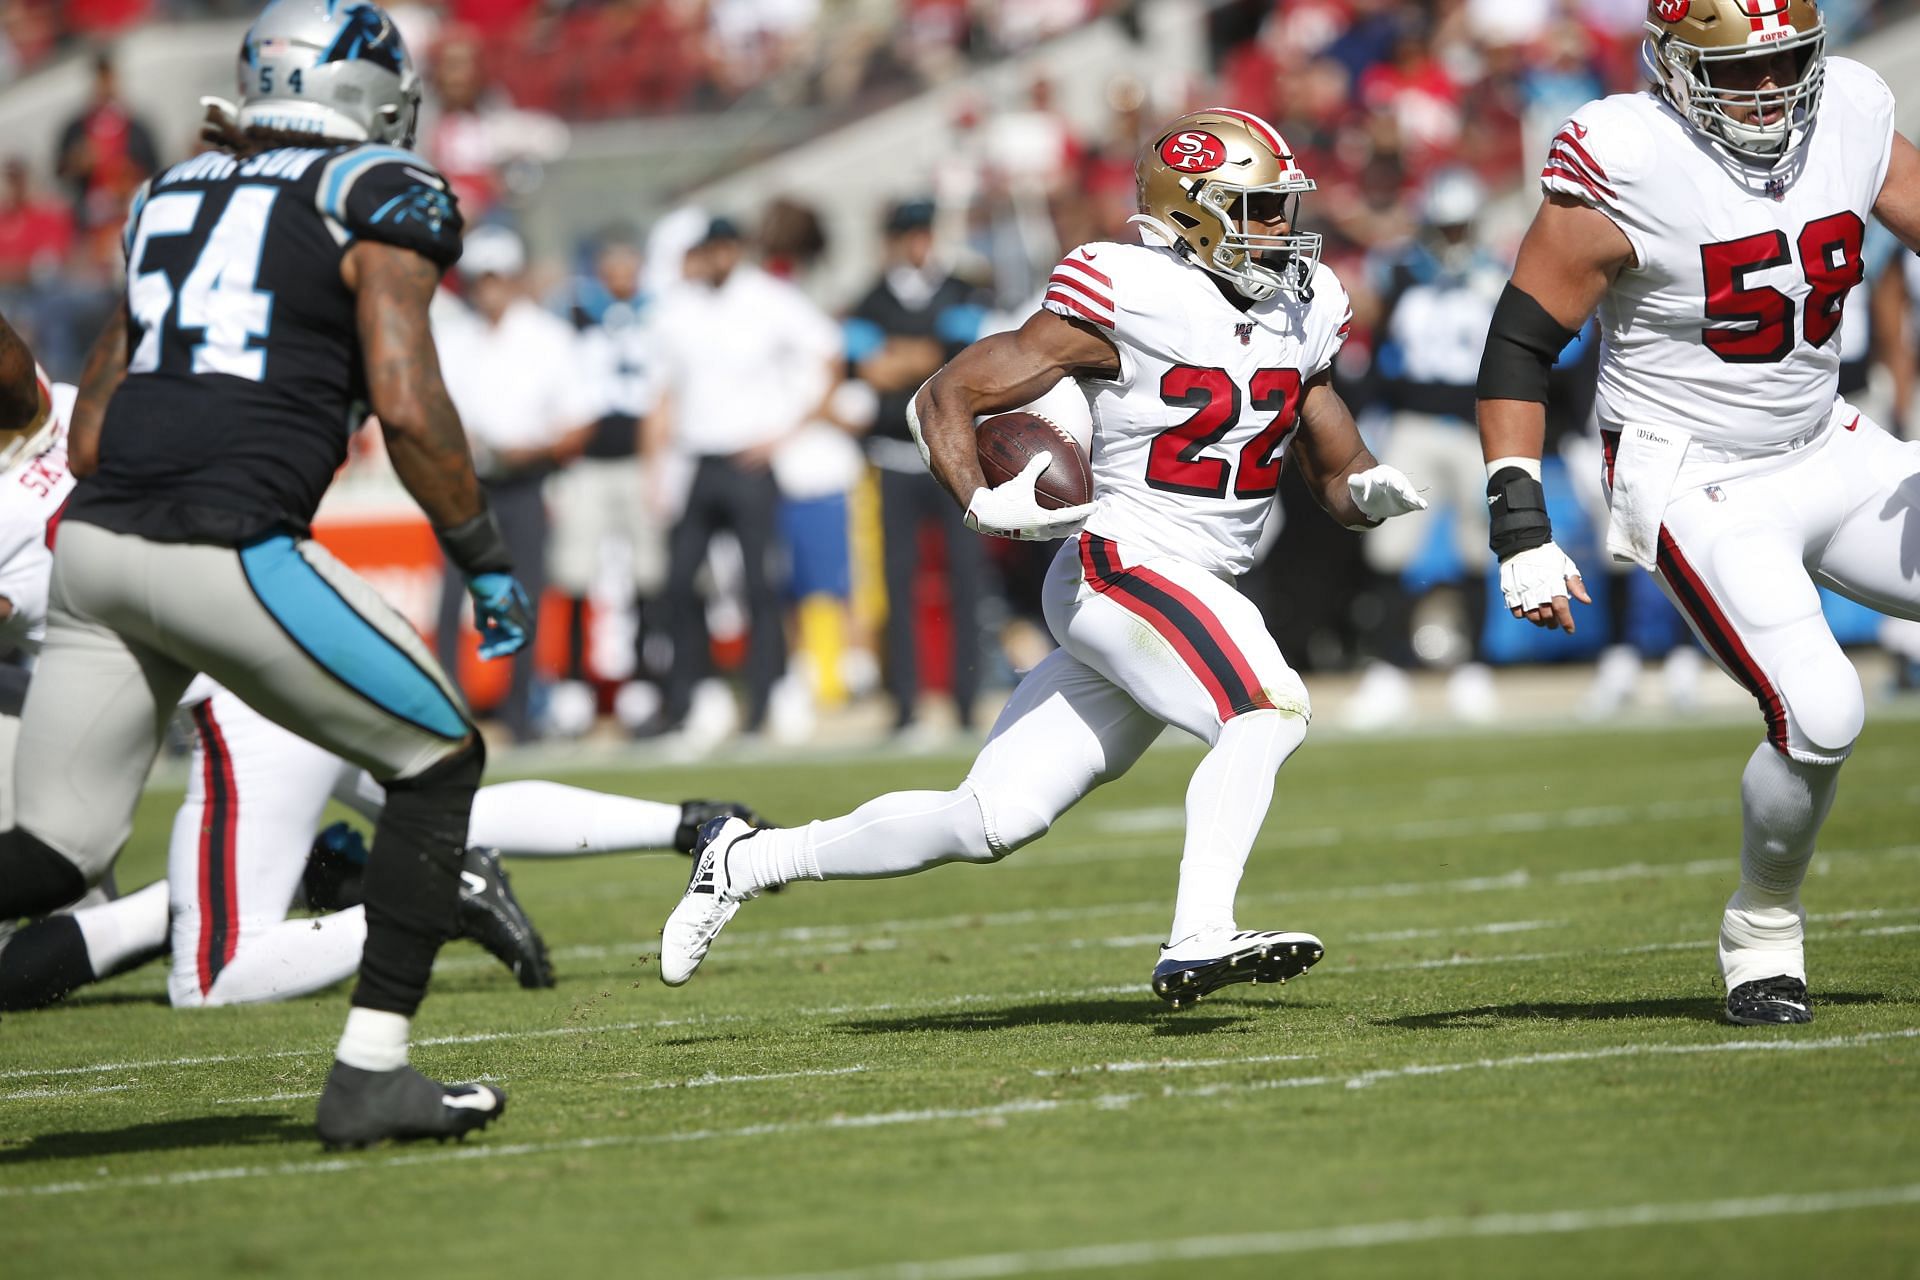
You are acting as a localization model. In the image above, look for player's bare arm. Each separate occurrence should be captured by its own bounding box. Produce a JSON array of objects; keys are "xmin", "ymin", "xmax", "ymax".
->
[
  {"xmin": 1477, "ymin": 193, "xmax": 1630, "ymax": 465},
  {"xmin": 1474, "ymin": 192, "xmax": 1626, "ymax": 634},
  {"xmin": 1870, "ymin": 131, "xmax": 1920, "ymax": 253},
  {"xmin": 344, "ymin": 239, "xmax": 485, "ymax": 530},
  {"xmin": 1291, "ymin": 373, "xmax": 1376, "ymax": 528},
  {"xmin": 914, "ymin": 307, "xmax": 1118, "ymax": 508},
  {"xmin": 68, "ymin": 300, "xmax": 128, "ymax": 479}
]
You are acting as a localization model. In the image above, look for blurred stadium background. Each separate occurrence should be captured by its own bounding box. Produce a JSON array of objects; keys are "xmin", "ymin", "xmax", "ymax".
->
[{"xmin": 5, "ymin": 0, "xmax": 1920, "ymax": 757}]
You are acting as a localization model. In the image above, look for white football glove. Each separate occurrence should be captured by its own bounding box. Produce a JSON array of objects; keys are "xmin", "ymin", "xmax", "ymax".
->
[
  {"xmin": 1500, "ymin": 540, "xmax": 1586, "ymax": 614},
  {"xmin": 1346, "ymin": 465, "xmax": 1429, "ymax": 521},
  {"xmin": 964, "ymin": 452, "xmax": 1095, "ymax": 542}
]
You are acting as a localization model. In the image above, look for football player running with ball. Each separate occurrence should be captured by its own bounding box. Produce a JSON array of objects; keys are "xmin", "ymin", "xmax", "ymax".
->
[
  {"xmin": 0, "ymin": 0, "xmax": 529, "ymax": 1144},
  {"xmin": 1477, "ymin": 0, "xmax": 1920, "ymax": 1025},
  {"xmin": 660, "ymin": 108, "xmax": 1427, "ymax": 1006}
]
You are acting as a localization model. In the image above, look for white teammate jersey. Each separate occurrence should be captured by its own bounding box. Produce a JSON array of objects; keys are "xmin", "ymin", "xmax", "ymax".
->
[
  {"xmin": 1041, "ymin": 242, "xmax": 1351, "ymax": 577},
  {"xmin": 1541, "ymin": 58, "xmax": 1896, "ymax": 453},
  {"xmin": 0, "ymin": 384, "xmax": 76, "ymax": 656}
]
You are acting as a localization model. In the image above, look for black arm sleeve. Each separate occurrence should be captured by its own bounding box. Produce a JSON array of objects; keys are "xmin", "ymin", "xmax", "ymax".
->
[{"xmin": 1476, "ymin": 283, "xmax": 1581, "ymax": 404}]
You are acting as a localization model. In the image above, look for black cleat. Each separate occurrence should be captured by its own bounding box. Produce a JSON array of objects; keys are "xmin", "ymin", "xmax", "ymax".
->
[
  {"xmin": 458, "ymin": 846, "xmax": 554, "ymax": 988},
  {"xmin": 1726, "ymin": 975, "xmax": 1812, "ymax": 1025},
  {"xmin": 304, "ymin": 821, "xmax": 368, "ymax": 912},
  {"xmin": 316, "ymin": 1060, "xmax": 506, "ymax": 1149},
  {"xmin": 1151, "ymin": 929, "xmax": 1325, "ymax": 1009},
  {"xmin": 674, "ymin": 800, "xmax": 769, "ymax": 855}
]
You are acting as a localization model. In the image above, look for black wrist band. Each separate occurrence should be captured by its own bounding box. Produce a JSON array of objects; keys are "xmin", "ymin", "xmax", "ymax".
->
[
  {"xmin": 1487, "ymin": 467, "xmax": 1553, "ymax": 561},
  {"xmin": 437, "ymin": 507, "xmax": 514, "ymax": 577}
]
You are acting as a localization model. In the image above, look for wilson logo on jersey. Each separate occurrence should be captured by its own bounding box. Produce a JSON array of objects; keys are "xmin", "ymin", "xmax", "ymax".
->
[
  {"xmin": 1158, "ymin": 130, "xmax": 1227, "ymax": 174},
  {"xmin": 1543, "ymin": 123, "xmax": 1614, "ymax": 205}
]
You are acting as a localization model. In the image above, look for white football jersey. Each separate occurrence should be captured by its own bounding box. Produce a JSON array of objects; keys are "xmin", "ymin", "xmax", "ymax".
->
[
  {"xmin": 1042, "ymin": 242, "xmax": 1351, "ymax": 576},
  {"xmin": 0, "ymin": 383, "xmax": 76, "ymax": 656},
  {"xmin": 1541, "ymin": 58, "xmax": 1895, "ymax": 454}
]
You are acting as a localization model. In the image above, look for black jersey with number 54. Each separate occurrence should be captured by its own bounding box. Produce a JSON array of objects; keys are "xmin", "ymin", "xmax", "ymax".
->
[{"xmin": 66, "ymin": 143, "xmax": 463, "ymax": 545}]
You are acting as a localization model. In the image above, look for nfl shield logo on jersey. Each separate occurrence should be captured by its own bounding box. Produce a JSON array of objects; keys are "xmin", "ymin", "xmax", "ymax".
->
[
  {"xmin": 1235, "ymin": 322, "xmax": 1255, "ymax": 346},
  {"xmin": 1765, "ymin": 174, "xmax": 1787, "ymax": 201}
]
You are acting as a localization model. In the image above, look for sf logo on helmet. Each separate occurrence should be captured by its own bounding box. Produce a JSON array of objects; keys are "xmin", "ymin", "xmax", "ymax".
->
[
  {"xmin": 1653, "ymin": 0, "xmax": 1688, "ymax": 21},
  {"xmin": 1159, "ymin": 130, "xmax": 1227, "ymax": 174}
]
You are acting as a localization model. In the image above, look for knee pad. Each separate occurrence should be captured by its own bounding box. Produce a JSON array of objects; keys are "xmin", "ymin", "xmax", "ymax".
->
[
  {"xmin": 1777, "ymin": 649, "xmax": 1863, "ymax": 762},
  {"xmin": 965, "ymin": 782, "xmax": 1047, "ymax": 861}
]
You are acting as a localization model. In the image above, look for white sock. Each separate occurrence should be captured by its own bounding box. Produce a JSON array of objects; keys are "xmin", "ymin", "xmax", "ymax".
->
[
  {"xmin": 1719, "ymin": 744, "xmax": 1841, "ymax": 989},
  {"xmin": 1167, "ymin": 710, "xmax": 1307, "ymax": 945},
  {"xmin": 1739, "ymin": 743, "xmax": 1841, "ymax": 893},
  {"xmin": 468, "ymin": 781, "xmax": 682, "ymax": 855},
  {"xmin": 73, "ymin": 880, "xmax": 171, "ymax": 976},
  {"xmin": 733, "ymin": 788, "xmax": 993, "ymax": 893},
  {"xmin": 336, "ymin": 1005, "xmax": 410, "ymax": 1071}
]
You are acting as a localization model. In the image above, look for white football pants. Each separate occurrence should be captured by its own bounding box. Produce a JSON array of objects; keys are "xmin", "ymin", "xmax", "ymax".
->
[
  {"xmin": 1611, "ymin": 401, "xmax": 1920, "ymax": 765},
  {"xmin": 738, "ymin": 534, "xmax": 1311, "ymax": 943},
  {"xmin": 164, "ymin": 683, "xmax": 683, "ymax": 1007}
]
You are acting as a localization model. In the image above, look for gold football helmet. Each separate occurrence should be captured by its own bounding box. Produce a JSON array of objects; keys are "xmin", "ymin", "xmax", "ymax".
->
[
  {"xmin": 1133, "ymin": 107, "xmax": 1320, "ymax": 302},
  {"xmin": 0, "ymin": 364, "xmax": 53, "ymax": 475},
  {"xmin": 1645, "ymin": 0, "xmax": 1826, "ymax": 162}
]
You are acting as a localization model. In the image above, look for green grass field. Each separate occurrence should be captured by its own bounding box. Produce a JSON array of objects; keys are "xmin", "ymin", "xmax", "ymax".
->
[{"xmin": 5, "ymin": 716, "xmax": 1920, "ymax": 1279}]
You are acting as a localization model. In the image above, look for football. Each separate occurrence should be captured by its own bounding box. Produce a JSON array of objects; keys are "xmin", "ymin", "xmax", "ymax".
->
[{"xmin": 975, "ymin": 410, "xmax": 1094, "ymax": 510}]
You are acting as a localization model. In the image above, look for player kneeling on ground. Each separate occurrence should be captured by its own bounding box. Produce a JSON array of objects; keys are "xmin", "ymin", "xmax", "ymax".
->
[{"xmin": 658, "ymin": 107, "xmax": 1427, "ymax": 1007}]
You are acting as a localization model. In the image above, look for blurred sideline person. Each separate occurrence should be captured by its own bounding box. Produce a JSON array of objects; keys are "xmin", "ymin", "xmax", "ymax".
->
[
  {"xmin": 0, "ymin": 0, "xmax": 533, "ymax": 1146},
  {"xmin": 1347, "ymin": 168, "xmax": 1505, "ymax": 728},
  {"xmin": 659, "ymin": 108, "xmax": 1428, "ymax": 1006},
  {"xmin": 548, "ymin": 226, "xmax": 668, "ymax": 733},
  {"xmin": 846, "ymin": 196, "xmax": 995, "ymax": 740},
  {"xmin": 433, "ymin": 222, "xmax": 595, "ymax": 741},
  {"xmin": 642, "ymin": 216, "xmax": 842, "ymax": 741},
  {"xmin": 1476, "ymin": 0, "xmax": 1920, "ymax": 1026}
]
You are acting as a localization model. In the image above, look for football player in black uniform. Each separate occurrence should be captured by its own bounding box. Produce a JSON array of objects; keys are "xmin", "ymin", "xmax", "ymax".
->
[{"xmin": 0, "ymin": 0, "xmax": 530, "ymax": 1147}]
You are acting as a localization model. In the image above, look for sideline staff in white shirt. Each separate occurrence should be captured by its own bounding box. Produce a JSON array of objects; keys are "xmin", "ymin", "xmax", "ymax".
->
[
  {"xmin": 643, "ymin": 215, "xmax": 842, "ymax": 735},
  {"xmin": 433, "ymin": 224, "xmax": 595, "ymax": 740}
]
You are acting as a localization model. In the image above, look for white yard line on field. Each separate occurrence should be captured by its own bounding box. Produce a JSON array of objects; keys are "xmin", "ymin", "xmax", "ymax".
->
[
  {"xmin": 624, "ymin": 1065, "xmax": 870, "ymax": 1092},
  {"xmin": 9, "ymin": 905, "xmax": 1918, "ymax": 1093},
  {"xmin": 743, "ymin": 1182, "xmax": 1920, "ymax": 1280},
  {"xmin": 1030, "ymin": 1053, "xmax": 1312, "ymax": 1079},
  {"xmin": 716, "ymin": 842, "xmax": 1917, "ymax": 951},
  {"xmin": 2, "ymin": 1029, "xmax": 1913, "ymax": 1200}
]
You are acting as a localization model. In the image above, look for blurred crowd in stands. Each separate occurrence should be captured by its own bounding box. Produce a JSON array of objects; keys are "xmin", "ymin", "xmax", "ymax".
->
[{"xmin": 1, "ymin": 0, "xmax": 1918, "ymax": 749}]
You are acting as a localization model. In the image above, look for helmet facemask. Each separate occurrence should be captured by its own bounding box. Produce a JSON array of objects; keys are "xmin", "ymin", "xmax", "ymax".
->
[
  {"xmin": 1194, "ymin": 182, "xmax": 1321, "ymax": 302},
  {"xmin": 1132, "ymin": 108, "xmax": 1322, "ymax": 303},
  {"xmin": 1648, "ymin": 20, "xmax": 1826, "ymax": 163}
]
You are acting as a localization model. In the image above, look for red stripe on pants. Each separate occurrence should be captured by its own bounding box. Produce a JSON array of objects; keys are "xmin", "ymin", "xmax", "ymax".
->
[
  {"xmin": 1656, "ymin": 528, "xmax": 1790, "ymax": 753},
  {"xmin": 192, "ymin": 703, "xmax": 241, "ymax": 994}
]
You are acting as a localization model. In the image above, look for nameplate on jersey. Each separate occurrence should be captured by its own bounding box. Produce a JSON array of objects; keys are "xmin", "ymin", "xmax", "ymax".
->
[{"xmin": 1604, "ymin": 423, "xmax": 1690, "ymax": 570}]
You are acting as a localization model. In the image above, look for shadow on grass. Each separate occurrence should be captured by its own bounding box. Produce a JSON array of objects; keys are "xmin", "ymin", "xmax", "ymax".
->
[
  {"xmin": 0, "ymin": 1113, "xmax": 311, "ymax": 1165},
  {"xmin": 1377, "ymin": 991, "xmax": 1887, "ymax": 1030},
  {"xmin": 836, "ymin": 997, "xmax": 1254, "ymax": 1037}
]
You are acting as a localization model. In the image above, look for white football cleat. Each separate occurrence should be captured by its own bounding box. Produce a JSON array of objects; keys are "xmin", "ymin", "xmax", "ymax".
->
[
  {"xmin": 658, "ymin": 816, "xmax": 760, "ymax": 986},
  {"xmin": 1152, "ymin": 928, "xmax": 1324, "ymax": 1009}
]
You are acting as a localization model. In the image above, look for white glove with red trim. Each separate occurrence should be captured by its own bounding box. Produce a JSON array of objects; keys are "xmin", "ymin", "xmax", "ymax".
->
[{"xmin": 964, "ymin": 453, "xmax": 1095, "ymax": 542}]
